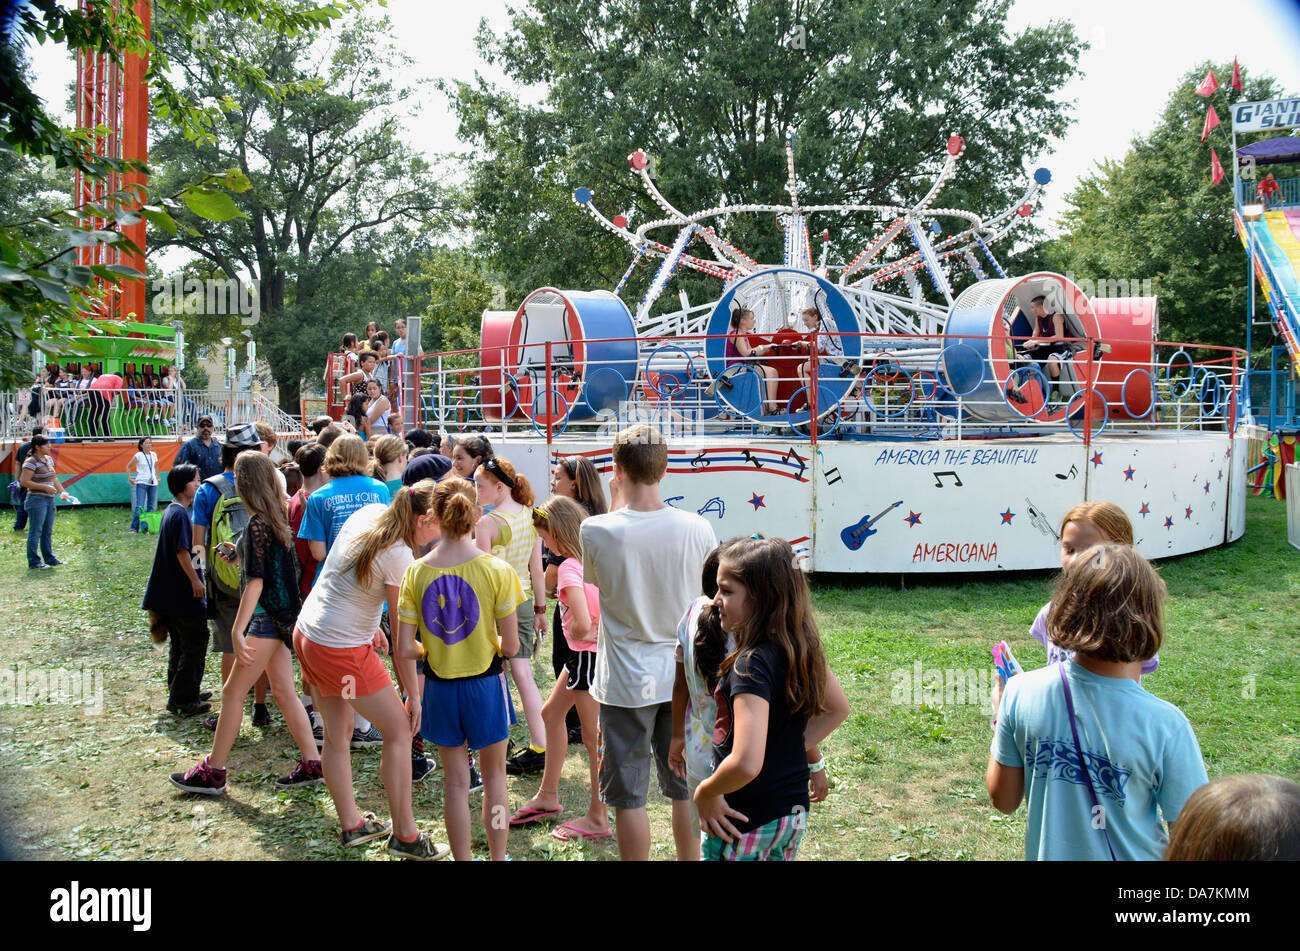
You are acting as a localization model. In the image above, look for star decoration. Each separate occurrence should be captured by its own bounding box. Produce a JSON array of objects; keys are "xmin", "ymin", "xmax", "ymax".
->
[
  {"xmin": 748, "ymin": 493, "xmax": 766, "ymax": 510},
  {"xmin": 1123, "ymin": 466, "xmax": 1135, "ymax": 481},
  {"xmin": 1139, "ymin": 502, "xmax": 1150, "ymax": 517},
  {"xmin": 1203, "ymin": 481, "xmax": 1210, "ymax": 494},
  {"xmin": 905, "ymin": 510, "xmax": 922, "ymax": 527},
  {"xmin": 1218, "ymin": 469, "xmax": 1224, "ymax": 481},
  {"xmin": 1164, "ymin": 516, "xmax": 1174, "ymax": 529},
  {"xmin": 1000, "ymin": 508, "xmax": 1015, "ymax": 525},
  {"xmin": 1091, "ymin": 452, "xmax": 1103, "ymax": 468},
  {"xmin": 1185, "ymin": 506, "xmax": 1193, "ymax": 519}
]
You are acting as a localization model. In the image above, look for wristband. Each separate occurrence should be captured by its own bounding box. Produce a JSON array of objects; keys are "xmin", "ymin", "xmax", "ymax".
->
[
  {"xmin": 808, "ymin": 757, "xmax": 826, "ymax": 773},
  {"xmin": 534, "ymin": 603, "xmax": 546, "ymax": 611}
]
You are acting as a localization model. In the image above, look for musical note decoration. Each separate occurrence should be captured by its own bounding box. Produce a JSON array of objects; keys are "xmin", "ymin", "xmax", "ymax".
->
[{"xmin": 783, "ymin": 446, "xmax": 807, "ymax": 480}]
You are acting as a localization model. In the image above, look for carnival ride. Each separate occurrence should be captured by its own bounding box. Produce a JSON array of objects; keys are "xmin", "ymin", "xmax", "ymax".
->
[
  {"xmin": 1231, "ymin": 132, "xmax": 1300, "ymax": 498},
  {"xmin": 0, "ymin": 3, "xmax": 1254, "ymax": 565},
  {"xmin": 412, "ymin": 133, "xmax": 1249, "ymax": 573}
]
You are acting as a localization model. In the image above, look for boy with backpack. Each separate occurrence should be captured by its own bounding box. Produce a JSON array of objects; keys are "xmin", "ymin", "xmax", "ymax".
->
[{"xmin": 190, "ymin": 423, "xmax": 261, "ymax": 727}]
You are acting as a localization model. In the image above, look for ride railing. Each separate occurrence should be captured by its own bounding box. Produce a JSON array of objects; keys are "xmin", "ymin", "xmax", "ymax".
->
[
  {"xmin": 1, "ymin": 388, "xmax": 303, "ymax": 443},
  {"xmin": 412, "ymin": 331, "xmax": 1246, "ymax": 451},
  {"xmin": 323, "ymin": 354, "xmax": 411, "ymax": 421},
  {"xmin": 1238, "ymin": 175, "xmax": 1300, "ymax": 209}
]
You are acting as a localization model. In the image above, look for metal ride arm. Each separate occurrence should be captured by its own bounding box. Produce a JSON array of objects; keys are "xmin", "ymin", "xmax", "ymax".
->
[{"xmin": 840, "ymin": 138, "xmax": 967, "ymax": 283}]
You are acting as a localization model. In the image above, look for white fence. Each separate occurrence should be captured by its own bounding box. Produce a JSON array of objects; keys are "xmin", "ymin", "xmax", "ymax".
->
[{"xmin": 2, "ymin": 387, "xmax": 302, "ymax": 442}]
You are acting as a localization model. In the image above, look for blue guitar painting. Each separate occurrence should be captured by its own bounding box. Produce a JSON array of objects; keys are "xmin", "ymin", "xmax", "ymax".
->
[{"xmin": 840, "ymin": 500, "xmax": 905, "ymax": 551}]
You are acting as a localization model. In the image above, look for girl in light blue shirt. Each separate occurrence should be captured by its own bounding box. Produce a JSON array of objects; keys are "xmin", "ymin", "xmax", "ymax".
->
[{"xmin": 988, "ymin": 544, "xmax": 1207, "ymax": 860}]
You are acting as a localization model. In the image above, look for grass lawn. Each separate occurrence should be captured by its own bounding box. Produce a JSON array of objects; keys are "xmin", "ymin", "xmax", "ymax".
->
[{"xmin": 0, "ymin": 496, "xmax": 1296, "ymax": 860}]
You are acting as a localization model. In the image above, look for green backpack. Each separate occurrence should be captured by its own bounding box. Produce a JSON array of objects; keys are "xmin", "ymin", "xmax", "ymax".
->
[{"xmin": 206, "ymin": 474, "xmax": 249, "ymax": 597}]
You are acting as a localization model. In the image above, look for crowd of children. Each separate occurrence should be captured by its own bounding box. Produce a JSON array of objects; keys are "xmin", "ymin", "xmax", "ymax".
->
[
  {"xmin": 146, "ymin": 412, "xmax": 1297, "ymax": 862},
  {"xmin": 327, "ymin": 322, "xmax": 409, "ymax": 440}
]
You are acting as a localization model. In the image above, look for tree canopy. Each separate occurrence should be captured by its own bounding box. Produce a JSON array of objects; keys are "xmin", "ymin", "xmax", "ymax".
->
[
  {"xmin": 448, "ymin": 0, "xmax": 1085, "ymax": 306},
  {"xmin": 0, "ymin": 0, "xmax": 357, "ymax": 387},
  {"xmin": 1043, "ymin": 62, "xmax": 1288, "ymax": 351},
  {"xmin": 147, "ymin": 8, "xmax": 452, "ymax": 406}
]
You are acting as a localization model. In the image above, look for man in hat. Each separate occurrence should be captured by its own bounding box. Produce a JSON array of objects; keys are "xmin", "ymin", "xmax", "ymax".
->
[
  {"xmin": 190, "ymin": 422, "xmax": 261, "ymax": 725},
  {"xmin": 175, "ymin": 414, "xmax": 223, "ymax": 481}
]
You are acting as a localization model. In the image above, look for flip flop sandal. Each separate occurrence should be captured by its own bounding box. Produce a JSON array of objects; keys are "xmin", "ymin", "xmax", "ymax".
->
[
  {"xmin": 551, "ymin": 820, "xmax": 613, "ymax": 841},
  {"xmin": 508, "ymin": 804, "xmax": 564, "ymax": 827}
]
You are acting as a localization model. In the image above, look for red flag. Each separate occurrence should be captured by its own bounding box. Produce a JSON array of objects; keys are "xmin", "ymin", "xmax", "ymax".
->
[
  {"xmin": 1196, "ymin": 68, "xmax": 1219, "ymax": 97},
  {"xmin": 1201, "ymin": 107, "xmax": 1221, "ymax": 144},
  {"xmin": 1232, "ymin": 58, "xmax": 1243, "ymax": 92},
  {"xmin": 1210, "ymin": 148, "xmax": 1225, "ymax": 185}
]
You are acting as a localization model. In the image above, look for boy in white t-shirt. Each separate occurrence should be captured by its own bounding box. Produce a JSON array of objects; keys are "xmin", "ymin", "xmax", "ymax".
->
[{"xmin": 581, "ymin": 424, "xmax": 717, "ymax": 861}]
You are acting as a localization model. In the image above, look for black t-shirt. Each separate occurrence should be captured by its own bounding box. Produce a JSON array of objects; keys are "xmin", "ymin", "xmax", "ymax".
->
[
  {"xmin": 241, "ymin": 515, "xmax": 302, "ymax": 642},
  {"xmin": 711, "ymin": 641, "xmax": 810, "ymax": 833},
  {"xmin": 141, "ymin": 502, "xmax": 205, "ymax": 618}
]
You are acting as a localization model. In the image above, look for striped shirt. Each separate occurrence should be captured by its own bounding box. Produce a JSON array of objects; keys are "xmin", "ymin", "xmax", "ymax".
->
[
  {"xmin": 22, "ymin": 455, "xmax": 56, "ymax": 493},
  {"xmin": 489, "ymin": 504, "xmax": 536, "ymax": 600}
]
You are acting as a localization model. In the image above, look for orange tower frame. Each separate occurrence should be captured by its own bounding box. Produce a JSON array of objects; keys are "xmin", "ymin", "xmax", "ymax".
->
[{"xmin": 75, "ymin": 0, "xmax": 149, "ymax": 322}]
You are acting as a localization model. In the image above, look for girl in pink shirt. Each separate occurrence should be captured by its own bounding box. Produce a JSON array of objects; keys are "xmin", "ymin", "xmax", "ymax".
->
[{"xmin": 508, "ymin": 496, "xmax": 610, "ymax": 841}]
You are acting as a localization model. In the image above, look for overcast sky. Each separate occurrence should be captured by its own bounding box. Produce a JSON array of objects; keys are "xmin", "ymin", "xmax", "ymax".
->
[{"xmin": 23, "ymin": 0, "xmax": 1300, "ymax": 239}]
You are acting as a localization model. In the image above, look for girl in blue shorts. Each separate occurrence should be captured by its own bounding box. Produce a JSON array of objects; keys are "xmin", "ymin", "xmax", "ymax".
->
[{"xmin": 398, "ymin": 479, "xmax": 523, "ymax": 861}]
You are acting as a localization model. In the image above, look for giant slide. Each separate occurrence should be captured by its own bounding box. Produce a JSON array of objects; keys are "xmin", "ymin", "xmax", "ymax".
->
[{"xmin": 1238, "ymin": 208, "xmax": 1300, "ymax": 367}]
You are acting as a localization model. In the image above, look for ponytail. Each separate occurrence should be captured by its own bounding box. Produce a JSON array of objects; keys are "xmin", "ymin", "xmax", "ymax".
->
[
  {"xmin": 483, "ymin": 455, "xmax": 534, "ymax": 507},
  {"xmin": 347, "ymin": 480, "xmax": 437, "ymax": 588},
  {"xmin": 511, "ymin": 473, "xmax": 534, "ymax": 507},
  {"xmin": 694, "ymin": 604, "xmax": 730, "ymax": 693},
  {"xmin": 369, "ymin": 434, "xmax": 406, "ymax": 485},
  {"xmin": 432, "ymin": 479, "xmax": 478, "ymax": 537},
  {"xmin": 693, "ymin": 541, "xmax": 732, "ymax": 691}
]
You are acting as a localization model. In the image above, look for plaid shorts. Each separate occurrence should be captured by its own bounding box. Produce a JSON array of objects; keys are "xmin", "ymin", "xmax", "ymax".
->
[{"xmin": 702, "ymin": 811, "xmax": 805, "ymax": 862}]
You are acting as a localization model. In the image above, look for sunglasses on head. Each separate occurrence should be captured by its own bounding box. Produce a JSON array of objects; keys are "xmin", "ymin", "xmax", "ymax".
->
[
  {"xmin": 482, "ymin": 456, "xmax": 515, "ymax": 487},
  {"xmin": 533, "ymin": 507, "xmax": 549, "ymax": 520}
]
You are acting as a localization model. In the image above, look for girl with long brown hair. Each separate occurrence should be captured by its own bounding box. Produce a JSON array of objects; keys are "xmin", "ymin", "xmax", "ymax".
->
[
  {"xmin": 545, "ymin": 454, "xmax": 608, "ymax": 741},
  {"xmin": 370, "ymin": 433, "xmax": 408, "ymax": 495},
  {"xmin": 509, "ymin": 497, "xmax": 608, "ymax": 839},
  {"xmin": 724, "ymin": 307, "xmax": 780, "ymax": 415},
  {"xmin": 170, "ymin": 452, "xmax": 322, "ymax": 797},
  {"xmin": 292, "ymin": 480, "xmax": 448, "ymax": 860},
  {"xmin": 693, "ymin": 537, "xmax": 850, "ymax": 860}
]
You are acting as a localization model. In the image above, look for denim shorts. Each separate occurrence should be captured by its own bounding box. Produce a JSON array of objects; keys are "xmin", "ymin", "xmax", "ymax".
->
[{"xmin": 246, "ymin": 613, "xmax": 281, "ymax": 641}]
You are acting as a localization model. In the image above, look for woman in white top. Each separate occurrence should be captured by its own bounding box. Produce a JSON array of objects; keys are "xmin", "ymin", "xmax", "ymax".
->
[
  {"xmin": 128, "ymin": 436, "xmax": 160, "ymax": 533},
  {"xmin": 292, "ymin": 484, "xmax": 447, "ymax": 859},
  {"xmin": 363, "ymin": 378, "xmax": 391, "ymax": 438}
]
